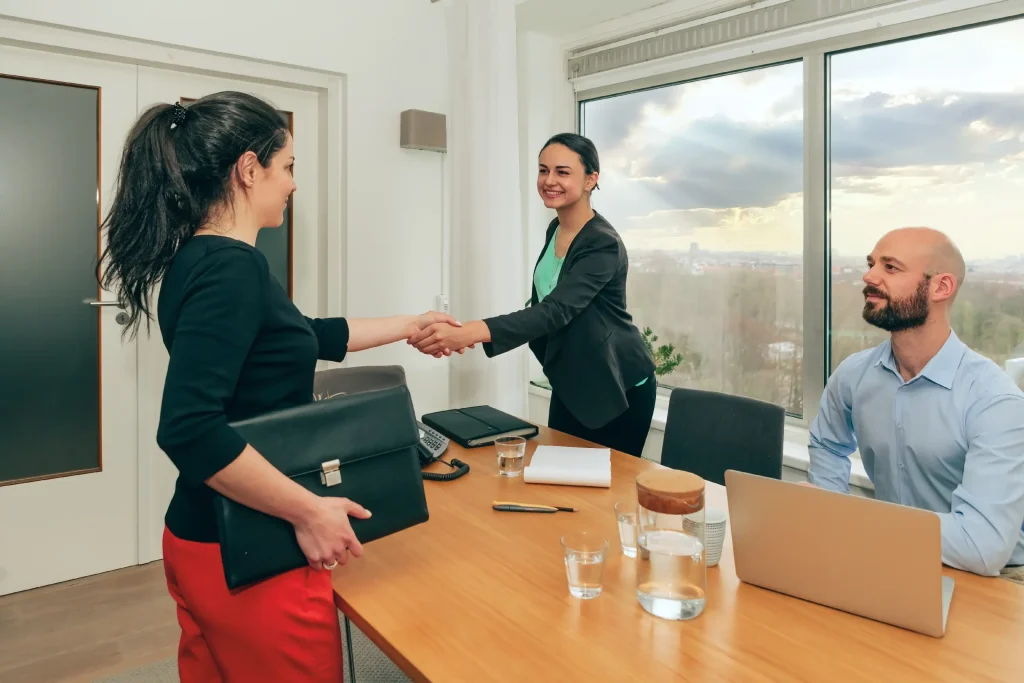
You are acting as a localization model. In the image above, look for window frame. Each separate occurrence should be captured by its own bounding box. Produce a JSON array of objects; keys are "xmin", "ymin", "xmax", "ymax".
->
[{"xmin": 571, "ymin": 2, "xmax": 1024, "ymax": 429}]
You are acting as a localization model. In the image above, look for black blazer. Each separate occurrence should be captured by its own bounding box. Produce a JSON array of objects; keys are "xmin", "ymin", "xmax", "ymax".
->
[{"xmin": 483, "ymin": 212, "xmax": 655, "ymax": 430}]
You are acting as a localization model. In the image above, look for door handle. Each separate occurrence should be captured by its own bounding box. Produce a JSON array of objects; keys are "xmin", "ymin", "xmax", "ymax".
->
[
  {"xmin": 82, "ymin": 299, "xmax": 123, "ymax": 308},
  {"xmin": 83, "ymin": 299, "xmax": 130, "ymax": 325}
]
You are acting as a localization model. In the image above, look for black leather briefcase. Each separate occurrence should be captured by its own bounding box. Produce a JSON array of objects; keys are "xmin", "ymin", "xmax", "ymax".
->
[{"xmin": 214, "ymin": 383, "xmax": 430, "ymax": 590}]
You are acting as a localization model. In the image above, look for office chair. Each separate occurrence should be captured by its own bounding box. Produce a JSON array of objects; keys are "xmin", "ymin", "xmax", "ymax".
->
[
  {"xmin": 312, "ymin": 365, "xmax": 408, "ymax": 401},
  {"xmin": 660, "ymin": 387, "xmax": 785, "ymax": 486}
]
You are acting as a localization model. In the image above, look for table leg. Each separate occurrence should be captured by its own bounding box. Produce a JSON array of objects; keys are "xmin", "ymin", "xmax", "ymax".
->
[{"xmin": 344, "ymin": 616, "xmax": 357, "ymax": 683}]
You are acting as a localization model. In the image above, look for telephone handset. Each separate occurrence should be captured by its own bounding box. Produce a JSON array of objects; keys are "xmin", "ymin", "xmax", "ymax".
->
[{"xmin": 417, "ymin": 421, "xmax": 470, "ymax": 481}]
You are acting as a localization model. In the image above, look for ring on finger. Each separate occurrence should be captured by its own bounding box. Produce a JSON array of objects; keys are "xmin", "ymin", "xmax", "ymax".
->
[{"xmin": 322, "ymin": 559, "xmax": 338, "ymax": 570}]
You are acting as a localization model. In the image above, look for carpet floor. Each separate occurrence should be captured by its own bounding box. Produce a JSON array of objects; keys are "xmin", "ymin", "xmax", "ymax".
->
[
  {"xmin": 94, "ymin": 657, "xmax": 177, "ymax": 683},
  {"xmin": 93, "ymin": 617, "xmax": 410, "ymax": 682}
]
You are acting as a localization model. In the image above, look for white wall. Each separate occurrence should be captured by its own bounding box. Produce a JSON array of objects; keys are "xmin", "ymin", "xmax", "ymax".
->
[{"xmin": 0, "ymin": 0, "xmax": 453, "ymax": 415}]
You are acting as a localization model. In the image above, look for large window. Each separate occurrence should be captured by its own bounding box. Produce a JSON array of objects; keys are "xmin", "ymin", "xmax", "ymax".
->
[
  {"xmin": 575, "ymin": 10, "xmax": 1024, "ymax": 423},
  {"xmin": 580, "ymin": 62, "xmax": 806, "ymax": 415},
  {"xmin": 829, "ymin": 19, "xmax": 1024, "ymax": 380}
]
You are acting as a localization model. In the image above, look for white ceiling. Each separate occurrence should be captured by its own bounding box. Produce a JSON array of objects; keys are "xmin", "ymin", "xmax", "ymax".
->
[{"xmin": 516, "ymin": 0, "xmax": 686, "ymax": 37}]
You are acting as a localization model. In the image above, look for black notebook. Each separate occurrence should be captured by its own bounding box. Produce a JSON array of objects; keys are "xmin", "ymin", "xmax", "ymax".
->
[{"xmin": 421, "ymin": 405, "xmax": 538, "ymax": 448}]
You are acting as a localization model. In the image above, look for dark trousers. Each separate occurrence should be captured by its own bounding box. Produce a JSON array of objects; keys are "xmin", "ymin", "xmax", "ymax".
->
[{"xmin": 548, "ymin": 375, "xmax": 657, "ymax": 457}]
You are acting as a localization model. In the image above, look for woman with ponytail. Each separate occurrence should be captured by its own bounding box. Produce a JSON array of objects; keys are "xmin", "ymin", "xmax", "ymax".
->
[{"xmin": 99, "ymin": 91, "xmax": 455, "ymax": 681}]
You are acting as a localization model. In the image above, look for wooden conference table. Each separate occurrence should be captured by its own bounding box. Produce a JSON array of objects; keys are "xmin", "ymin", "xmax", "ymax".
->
[{"xmin": 332, "ymin": 427, "xmax": 1024, "ymax": 682}]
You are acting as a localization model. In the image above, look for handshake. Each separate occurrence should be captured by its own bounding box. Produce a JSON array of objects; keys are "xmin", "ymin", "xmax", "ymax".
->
[{"xmin": 406, "ymin": 311, "xmax": 490, "ymax": 358}]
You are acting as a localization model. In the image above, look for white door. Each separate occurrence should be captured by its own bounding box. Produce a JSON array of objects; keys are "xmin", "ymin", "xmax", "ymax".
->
[
  {"xmin": 0, "ymin": 46, "xmax": 140, "ymax": 596},
  {"xmin": 134, "ymin": 68, "xmax": 325, "ymax": 562}
]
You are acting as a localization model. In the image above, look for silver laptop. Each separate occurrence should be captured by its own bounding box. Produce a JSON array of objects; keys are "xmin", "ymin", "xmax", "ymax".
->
[{"xmin": 725, "ymin": 470, "xmax": 955, "ymax": 637}]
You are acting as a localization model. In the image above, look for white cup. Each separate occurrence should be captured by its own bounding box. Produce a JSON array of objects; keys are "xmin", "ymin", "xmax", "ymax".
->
[
  {"xmin": 683, "ymin": 507, "xmax": 728, "ymax": 568},
  {"xmin": 704, "ymin": 508, "xmax": 728, "ymax": 567}
]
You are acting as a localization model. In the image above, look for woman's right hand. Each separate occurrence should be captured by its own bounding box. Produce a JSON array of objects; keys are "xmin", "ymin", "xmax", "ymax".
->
[{"xmin": 293, "ymin": 496, "xmax": 372, "ymax": 570}]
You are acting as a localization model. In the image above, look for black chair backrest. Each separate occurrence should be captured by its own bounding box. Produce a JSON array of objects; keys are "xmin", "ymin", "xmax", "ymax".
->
[
  {"xmin": 312, "ymin": 365, "xmax": 408, "ymax": 402},
  {"xmin": 660, "ymin": 388, "xmax": 785, "ymax": 486}
]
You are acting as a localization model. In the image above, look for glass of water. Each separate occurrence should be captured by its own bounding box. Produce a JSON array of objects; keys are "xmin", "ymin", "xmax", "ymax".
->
[
  {"xmin": 495, "ymin": 436, "xmax": 526, "ymax": 477},
  {"xmin": 561, "ymin": 531, "xmax": 608, "ymax": 599},
  {"xmin": 614, "ymin": 501, "xmax": 638, "ymax": 558}
]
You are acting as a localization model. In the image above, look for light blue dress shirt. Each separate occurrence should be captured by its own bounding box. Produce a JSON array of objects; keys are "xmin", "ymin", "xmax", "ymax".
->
[{"xmin": 808, "ymin": 330, "xmax": 1024, "ymax": 576}]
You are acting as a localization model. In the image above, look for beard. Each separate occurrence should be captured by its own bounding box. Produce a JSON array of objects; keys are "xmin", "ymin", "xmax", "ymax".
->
[{"xmin": 862, "ymin": 278, "xmax": 930, "ymax": 332}]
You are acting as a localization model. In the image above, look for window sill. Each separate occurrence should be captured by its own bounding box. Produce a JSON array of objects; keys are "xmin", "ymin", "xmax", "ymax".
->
[{"xmin": 527, "ymin": 382, "xmax": 874, "ymax": 491}]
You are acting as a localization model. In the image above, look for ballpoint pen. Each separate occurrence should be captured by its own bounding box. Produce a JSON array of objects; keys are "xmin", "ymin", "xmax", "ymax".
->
[{"xmin": 491, "ymin": 500, "xmax": 578, "ymax": 513}]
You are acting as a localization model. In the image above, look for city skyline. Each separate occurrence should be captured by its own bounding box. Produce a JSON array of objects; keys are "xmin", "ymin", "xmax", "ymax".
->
[
  {"xmin": 581, "ymin": 18, "xmax": 1024, "ymax": 262},
  {"xmin": 625, "ymin": 241, "xmax": 1024, "ymax": 270}
]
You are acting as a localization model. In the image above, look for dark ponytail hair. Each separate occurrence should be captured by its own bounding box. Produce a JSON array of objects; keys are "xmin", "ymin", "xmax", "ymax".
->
[
  {"xmin": 98, "ymin": 91, "xmax": 290, "ymax": 338},
  {"xmin": 541, "ymin": 133, "xmax": 600, "ymax": 190}
]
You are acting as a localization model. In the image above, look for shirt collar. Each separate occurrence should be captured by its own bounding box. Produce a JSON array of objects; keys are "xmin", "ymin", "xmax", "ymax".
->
[{"xmin": 875, "ymin": 329, "xmax": 966, "ymax": 389}]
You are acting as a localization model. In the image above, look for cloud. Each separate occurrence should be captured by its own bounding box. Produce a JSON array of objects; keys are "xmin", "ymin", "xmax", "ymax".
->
[
  {"xmin": 593, "ymin": 87, "xmax": 1024, "ymax": 216},
  {"xmin": 623, "ymin": 207, "xmax": 729, "ymax": 235},
  {"xmin": 628, "ymin": 116, "xmax": 803, "ymax": 210},
  {"xmin": 582, "ymin": 86, "xmax": 680, "ymax": 151},
  {"xmin": 831, "ymin": 163, "xmax": 984, "ymax": 196},
  {"xmin": 624, "ymin": 175, "xmax": 668, "ymax": 183},
  {"xmin": 830, "ymin": 91, "xmax": 1024, "ymax": 174},
  {"xmin": 618, "ymin": 194, "xmax": 804, "ymax": 253},
  {"xmin": 593, "ymin": 112, "xmax": 804, "ymax": 213},
  {"xmin": 769, "ymin": 86, "xmax": 804, "ymax": 120}
]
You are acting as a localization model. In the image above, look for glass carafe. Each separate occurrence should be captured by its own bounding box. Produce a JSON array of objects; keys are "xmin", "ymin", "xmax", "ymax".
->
[{"xmin": 635, "ymin": 469, "xmax": 706, "ymax": 620}]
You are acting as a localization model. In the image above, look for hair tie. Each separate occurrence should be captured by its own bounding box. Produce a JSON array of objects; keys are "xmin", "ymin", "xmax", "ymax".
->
[{"xmin": 170, "ymin": 102, "xmax": 188, "ymax": 130}]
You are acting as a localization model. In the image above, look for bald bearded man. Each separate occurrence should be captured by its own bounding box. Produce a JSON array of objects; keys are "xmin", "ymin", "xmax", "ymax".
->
[{"xmin": 808, "ymin": 227, "xmax": 1024, "ymax": 578}]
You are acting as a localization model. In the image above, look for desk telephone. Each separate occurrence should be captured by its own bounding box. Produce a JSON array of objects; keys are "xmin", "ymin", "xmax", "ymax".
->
[{"xmin": 416, "ymin": 421, "xmax": 470, "ymax": 481}]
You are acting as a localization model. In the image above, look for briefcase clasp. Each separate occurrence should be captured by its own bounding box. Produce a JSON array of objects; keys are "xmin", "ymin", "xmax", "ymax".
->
[{"xmin": 320, "ymin": 459, "xmax": 342, "ymax": 487}]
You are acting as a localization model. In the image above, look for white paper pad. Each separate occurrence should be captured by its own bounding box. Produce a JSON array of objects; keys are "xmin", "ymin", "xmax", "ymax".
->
[{"xmin": 523, "ymin": 446, "xmax": 612, "ymax": 488}]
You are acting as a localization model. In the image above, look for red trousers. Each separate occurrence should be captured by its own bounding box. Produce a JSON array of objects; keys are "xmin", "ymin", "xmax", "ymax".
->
[{"xmin": 162, "ymin": 527, "xmax": 345, "ymax": 682}]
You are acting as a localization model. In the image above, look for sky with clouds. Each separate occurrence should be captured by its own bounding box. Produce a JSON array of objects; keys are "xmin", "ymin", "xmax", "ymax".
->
[{"xmin": 580, "ymin": 17, "xmax": 1024, "ymax": 262}]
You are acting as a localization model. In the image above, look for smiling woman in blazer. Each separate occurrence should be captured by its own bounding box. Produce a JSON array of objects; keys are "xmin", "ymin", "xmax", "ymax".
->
[{"xmin": 409, "ymin": 133, "xmax": 657, "ymax": 457}]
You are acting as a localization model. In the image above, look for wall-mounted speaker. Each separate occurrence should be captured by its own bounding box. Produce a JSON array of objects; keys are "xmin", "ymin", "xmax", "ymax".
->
[{"xmin": 400, "ymin": 109, "xmax": 447, "ymax": 153}]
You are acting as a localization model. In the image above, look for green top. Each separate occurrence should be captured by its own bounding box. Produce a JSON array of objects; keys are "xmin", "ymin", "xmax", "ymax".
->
[
  {"xmin": 533, "ymin": 229, "xmax": 648, "ymax": 387},
  {"xmin": 533, "ymin": 231, "xmax": 565, "ymax": 303}
]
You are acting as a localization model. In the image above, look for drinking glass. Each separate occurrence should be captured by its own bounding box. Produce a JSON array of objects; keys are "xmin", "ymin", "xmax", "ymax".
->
[
  {"xmin": 495, "ymin": 436, "xmax": 526, "ymax": 477},
  {"xmin": 614, "ymin": 501, "xmax": 638, "ymax": 558},
  {"xmin": 561, "ymin": 531, "xmax": 608, "ymax": 599}
]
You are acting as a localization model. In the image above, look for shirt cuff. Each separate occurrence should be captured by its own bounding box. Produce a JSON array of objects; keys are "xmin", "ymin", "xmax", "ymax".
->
[
  {"xmin": 316, "ymin": 317, "xmax": 350, "ymax": 362},
  {"xmin": 480, "ymin": 317, "xmax": 511, "ymax": 356},
  {"xmin": 166, "ymin": 425, "xmax": 247, "ymax": 487}
]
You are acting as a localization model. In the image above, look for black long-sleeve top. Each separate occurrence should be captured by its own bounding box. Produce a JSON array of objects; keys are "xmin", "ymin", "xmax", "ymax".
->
[{"xmin": 155, "ymin": 235, "xmax": 349, "ymax": 543}]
